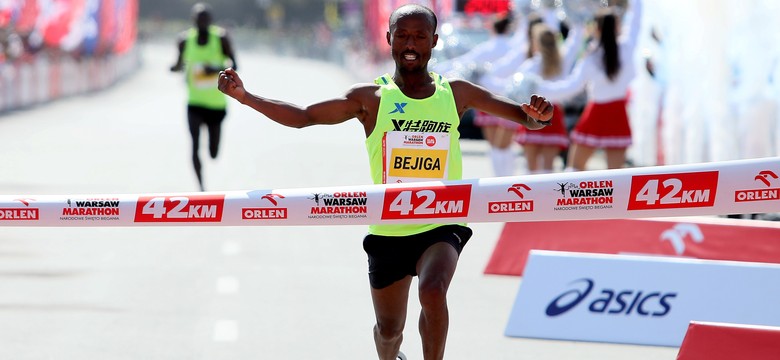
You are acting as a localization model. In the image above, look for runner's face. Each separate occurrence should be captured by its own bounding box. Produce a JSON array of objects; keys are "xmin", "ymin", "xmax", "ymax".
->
[
  {"xmin": 195, "ymin": 12, "xmax": 211, "ymax": 31},
  {"xmin": 388, "ymin": 13, "xmax": 437, "ymax": 73}
]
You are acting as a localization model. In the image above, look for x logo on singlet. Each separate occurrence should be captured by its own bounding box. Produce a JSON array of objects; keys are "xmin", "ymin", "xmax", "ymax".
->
[{"xmin": 389, "ymin": 102, "xmax": 407, "ymax": 114}]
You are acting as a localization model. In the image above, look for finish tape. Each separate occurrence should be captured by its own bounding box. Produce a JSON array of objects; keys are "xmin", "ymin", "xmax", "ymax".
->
[{"xmin": 1, "ymin": 157, "xmax": 778, "ymax": 227}]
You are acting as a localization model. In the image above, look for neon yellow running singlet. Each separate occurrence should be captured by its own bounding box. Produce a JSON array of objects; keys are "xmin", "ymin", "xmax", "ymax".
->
[
  {"xmin": 366, "ymin": 72, "xmax": 464, "ymax": 236},
  {"xmin": 184, "ymin": 25, "xmax": 228, "ymax": 110}
]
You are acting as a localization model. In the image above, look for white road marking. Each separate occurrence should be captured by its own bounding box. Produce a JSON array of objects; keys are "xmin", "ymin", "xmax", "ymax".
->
[
  {"xmin": 213, "ymin": 320, "xmax": 239, "ymax": 342},
  {"xmin": 222, "ymin": 240, "xmax": 241, "ymax": 255},
  {"xmin": 216, "ymin": 276, "xmax": 240, "ymax": 294}
]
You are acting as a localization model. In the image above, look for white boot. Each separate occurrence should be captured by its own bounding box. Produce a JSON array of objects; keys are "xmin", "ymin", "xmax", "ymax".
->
[
  {"xmin": 501, "ymin": 147, "xmax": 516, "ymax": 176},
  {"xmin": 489, "ymin": 147, "xmax": 503, "ymax": 177}
]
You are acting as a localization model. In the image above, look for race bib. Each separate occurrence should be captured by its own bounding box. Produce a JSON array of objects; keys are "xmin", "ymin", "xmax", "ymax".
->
[
  {"xmin": 191, "ymin": 63, "xmax": 218, "ymax": 89},
  {"xmin": 383, "ymin": 131, "xmax": 450, "ymax": 184}
]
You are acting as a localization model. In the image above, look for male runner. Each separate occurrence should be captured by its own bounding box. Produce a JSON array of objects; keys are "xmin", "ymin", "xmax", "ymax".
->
[
  {"xmin": 217, "ymin": 4, "xmax": 552, "ymax": 359},
  {"xmin": 170, "ymin": 2, "xmax": 238, "ymax": 191}
]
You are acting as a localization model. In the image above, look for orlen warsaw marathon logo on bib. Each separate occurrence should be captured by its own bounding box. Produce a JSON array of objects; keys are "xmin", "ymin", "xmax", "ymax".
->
[
  {"xmin": 61, "ymin": 198, "xmax": 121, "ymax": 222},
  {"xmin": 553, "ymin": 179, "xmax": 614, "ymax": 212},
  {"xmin": 308, "ymin": 192, "xmax": 368, "ymax": 220}
]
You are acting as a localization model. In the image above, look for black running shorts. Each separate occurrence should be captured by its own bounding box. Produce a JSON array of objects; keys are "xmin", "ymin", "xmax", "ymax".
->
[
  {"xmin": 187, "ymin": 105, "xmax": 226, "ymax": 126},
  {"xmin": 363, "ymin": 224, "xmax": 473, "ymax": 289}
]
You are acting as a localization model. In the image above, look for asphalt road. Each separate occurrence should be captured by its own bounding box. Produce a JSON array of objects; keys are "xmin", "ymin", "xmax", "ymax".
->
[{"xmin": 0, "ymin": 43, "xmax": 679, "ymax": 359}]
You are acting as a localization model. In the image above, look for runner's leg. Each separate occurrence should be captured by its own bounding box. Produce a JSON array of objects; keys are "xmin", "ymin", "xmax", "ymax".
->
[
  {"xmin": 371, "ymin": 276, "xmax": 412, "ymax": 360},
  {"xmin": 187, "ymin": 107, "xmax": 205, "ymax": 191},
  {"xmin": 416, "ymin": 242, "xmax": 459, "ymax": 360},
  {"xmin": 206, "ymin": 110, "xmax": 225, "ymax": 159}
]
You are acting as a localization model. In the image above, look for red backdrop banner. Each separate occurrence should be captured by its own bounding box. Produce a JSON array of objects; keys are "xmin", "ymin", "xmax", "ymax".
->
[{"xmin": 484, "ymin": 217, "xmax": 780, "ymax": 276}]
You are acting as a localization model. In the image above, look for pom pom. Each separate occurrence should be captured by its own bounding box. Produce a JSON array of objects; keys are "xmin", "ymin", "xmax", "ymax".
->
[
  {"xmin": 561, "ymin": 0, "xmax": 608, "ymax": 25},
  {"xmin": 506, "ymin": 72, "xmax": 541, "ymax": 104}
]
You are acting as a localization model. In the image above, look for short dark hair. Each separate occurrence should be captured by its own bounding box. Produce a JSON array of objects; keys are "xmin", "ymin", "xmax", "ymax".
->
[
  {"xmin": 389, "ymin": 4, "xmax": 437, "ymax": 33},
  {"xmin": 493, "ymin": 14, "xmax": 512, "ymax": 34}
]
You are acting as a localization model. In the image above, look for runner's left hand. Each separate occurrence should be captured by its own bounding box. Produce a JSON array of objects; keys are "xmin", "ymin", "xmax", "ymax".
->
[{"xmin": 521, "ymin": 94, "xmax": 554, "ymax": 124}]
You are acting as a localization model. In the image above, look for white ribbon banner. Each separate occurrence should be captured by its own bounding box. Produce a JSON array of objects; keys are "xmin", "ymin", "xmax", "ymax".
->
[{"xmin": 1, "ymin": 157, "xmax": 778, "ymax": 227}]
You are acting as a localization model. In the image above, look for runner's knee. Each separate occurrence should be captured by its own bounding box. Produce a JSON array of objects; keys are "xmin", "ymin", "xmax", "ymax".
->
[
  {"xmin": 418, "ymin": 277, "xmax": 448, "ymax": 309},
  {"xmin": 375, "ymin": 320, "xmax": 404, "ymax": 341}
]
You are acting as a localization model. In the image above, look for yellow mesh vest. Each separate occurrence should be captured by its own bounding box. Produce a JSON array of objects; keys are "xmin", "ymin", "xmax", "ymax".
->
[
  {"xmin": 365, "ymin": 72, "xmax": 464, "ymax": 236},
  {"xmin": 184, "ymin": 25, "xmax": 228, "ymax": 110}
]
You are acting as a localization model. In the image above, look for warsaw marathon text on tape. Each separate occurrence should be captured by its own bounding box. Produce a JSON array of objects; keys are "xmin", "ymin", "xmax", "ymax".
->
[{"xmin": 1, "ymin": 158, "xmax": 778, "ymax": 227}]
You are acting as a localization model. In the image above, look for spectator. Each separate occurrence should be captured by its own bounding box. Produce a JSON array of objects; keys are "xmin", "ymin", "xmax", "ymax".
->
[
  {"xmin": 514, "ymin": 22, "xmax": 584, "ymax": 173},
  {"xmin": 435, "ymin": 14, "xmax": 521, "ymax": 177},
  {"xmin": 536, "ymin": 0, "xmax": 643, "ymax": 171}
]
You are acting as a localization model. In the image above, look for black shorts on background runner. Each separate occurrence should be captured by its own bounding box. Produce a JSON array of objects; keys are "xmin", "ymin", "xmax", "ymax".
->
[
  {"xmin": 363, "ymin": 224, "xmax": 473, "ymax": 289},
  {"xmin": 187, "ymin": 105, "xmax": 226, "ymax": 127}
]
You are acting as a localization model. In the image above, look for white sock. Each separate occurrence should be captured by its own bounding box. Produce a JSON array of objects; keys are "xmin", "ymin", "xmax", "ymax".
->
[
  {"xmin": 489, "ymin": 148, "xmax": 503, "ymax": 177},
  {"xmin": 500, "ymin": 148, "xmax": 516, "ymax": 176}
]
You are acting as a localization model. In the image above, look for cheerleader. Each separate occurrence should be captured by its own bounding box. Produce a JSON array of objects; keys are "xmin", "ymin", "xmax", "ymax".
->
[
  {"xmin": 514, "ymin": 22, "xmax": 584, "ymax": 174},
  {"xmin": 434, "ymin": 14, "xmax": 515, "ymax": 77},
  {"xmin": 481, "ymin": 12, "xmax": 544, "ymax": 89},
  {"xmin": 436, "ymin": 14, "xmax": 519, "ymax": 176},
  {"xmin": 536, "ymin": 0, "xmax": 643, "ymax": 171}
]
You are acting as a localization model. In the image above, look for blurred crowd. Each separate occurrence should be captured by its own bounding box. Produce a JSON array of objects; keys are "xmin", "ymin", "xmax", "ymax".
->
[
  {"xmin": 0, "ymin": 0, "xmax": 138, "ymax": 63},
  {"xmin": 0, "ymin": 0, "xmax": 140, "ymax": 112}
]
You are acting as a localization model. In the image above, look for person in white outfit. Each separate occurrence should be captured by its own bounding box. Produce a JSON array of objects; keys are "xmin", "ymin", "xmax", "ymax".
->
[
  {"xmin": 481, "ymin": 12, "xmax": 545, "ymax": 93},
  {"xmin": 514, "ymin": 22, "xmax": 585, "ymax": 173},
  {"xmin": 536, "ymin": 0, "xmax": 643, "ymax": 171},
  {"xmin": 434, "ymin": 14, "xmax": 515, "ymax": 78},
  {"xmin": 435, "ymin": 14, "xmax": 520, "ymax": 177}
]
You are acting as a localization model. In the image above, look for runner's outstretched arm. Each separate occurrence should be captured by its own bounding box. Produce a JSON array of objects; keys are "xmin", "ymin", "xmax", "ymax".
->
[
  {"xmin": 218, "ymin": 68, "xmax": 370, "ymax": 128},
  {"xmin": 450, "ymin": 79, "xmax": 554, "ymax": 130}
]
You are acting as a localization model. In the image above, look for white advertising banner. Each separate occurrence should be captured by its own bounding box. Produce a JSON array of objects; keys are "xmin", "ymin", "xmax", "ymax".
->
[
  {"xmin": 0, "ymin": 157, "xmax": 778, "ymax": 227},
  {"xmin": 505, "ymin": 250, "xmax": 780, "ymax": 347}
]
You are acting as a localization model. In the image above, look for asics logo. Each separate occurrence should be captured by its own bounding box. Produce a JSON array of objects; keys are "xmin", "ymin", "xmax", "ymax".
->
[
  {"xmin": 546, "ymin": 279, "xmax": 593, "ymax": 316},
  {"xmin": 546, "ymin": 278, "xmax": 676, "ymax": 317}
]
